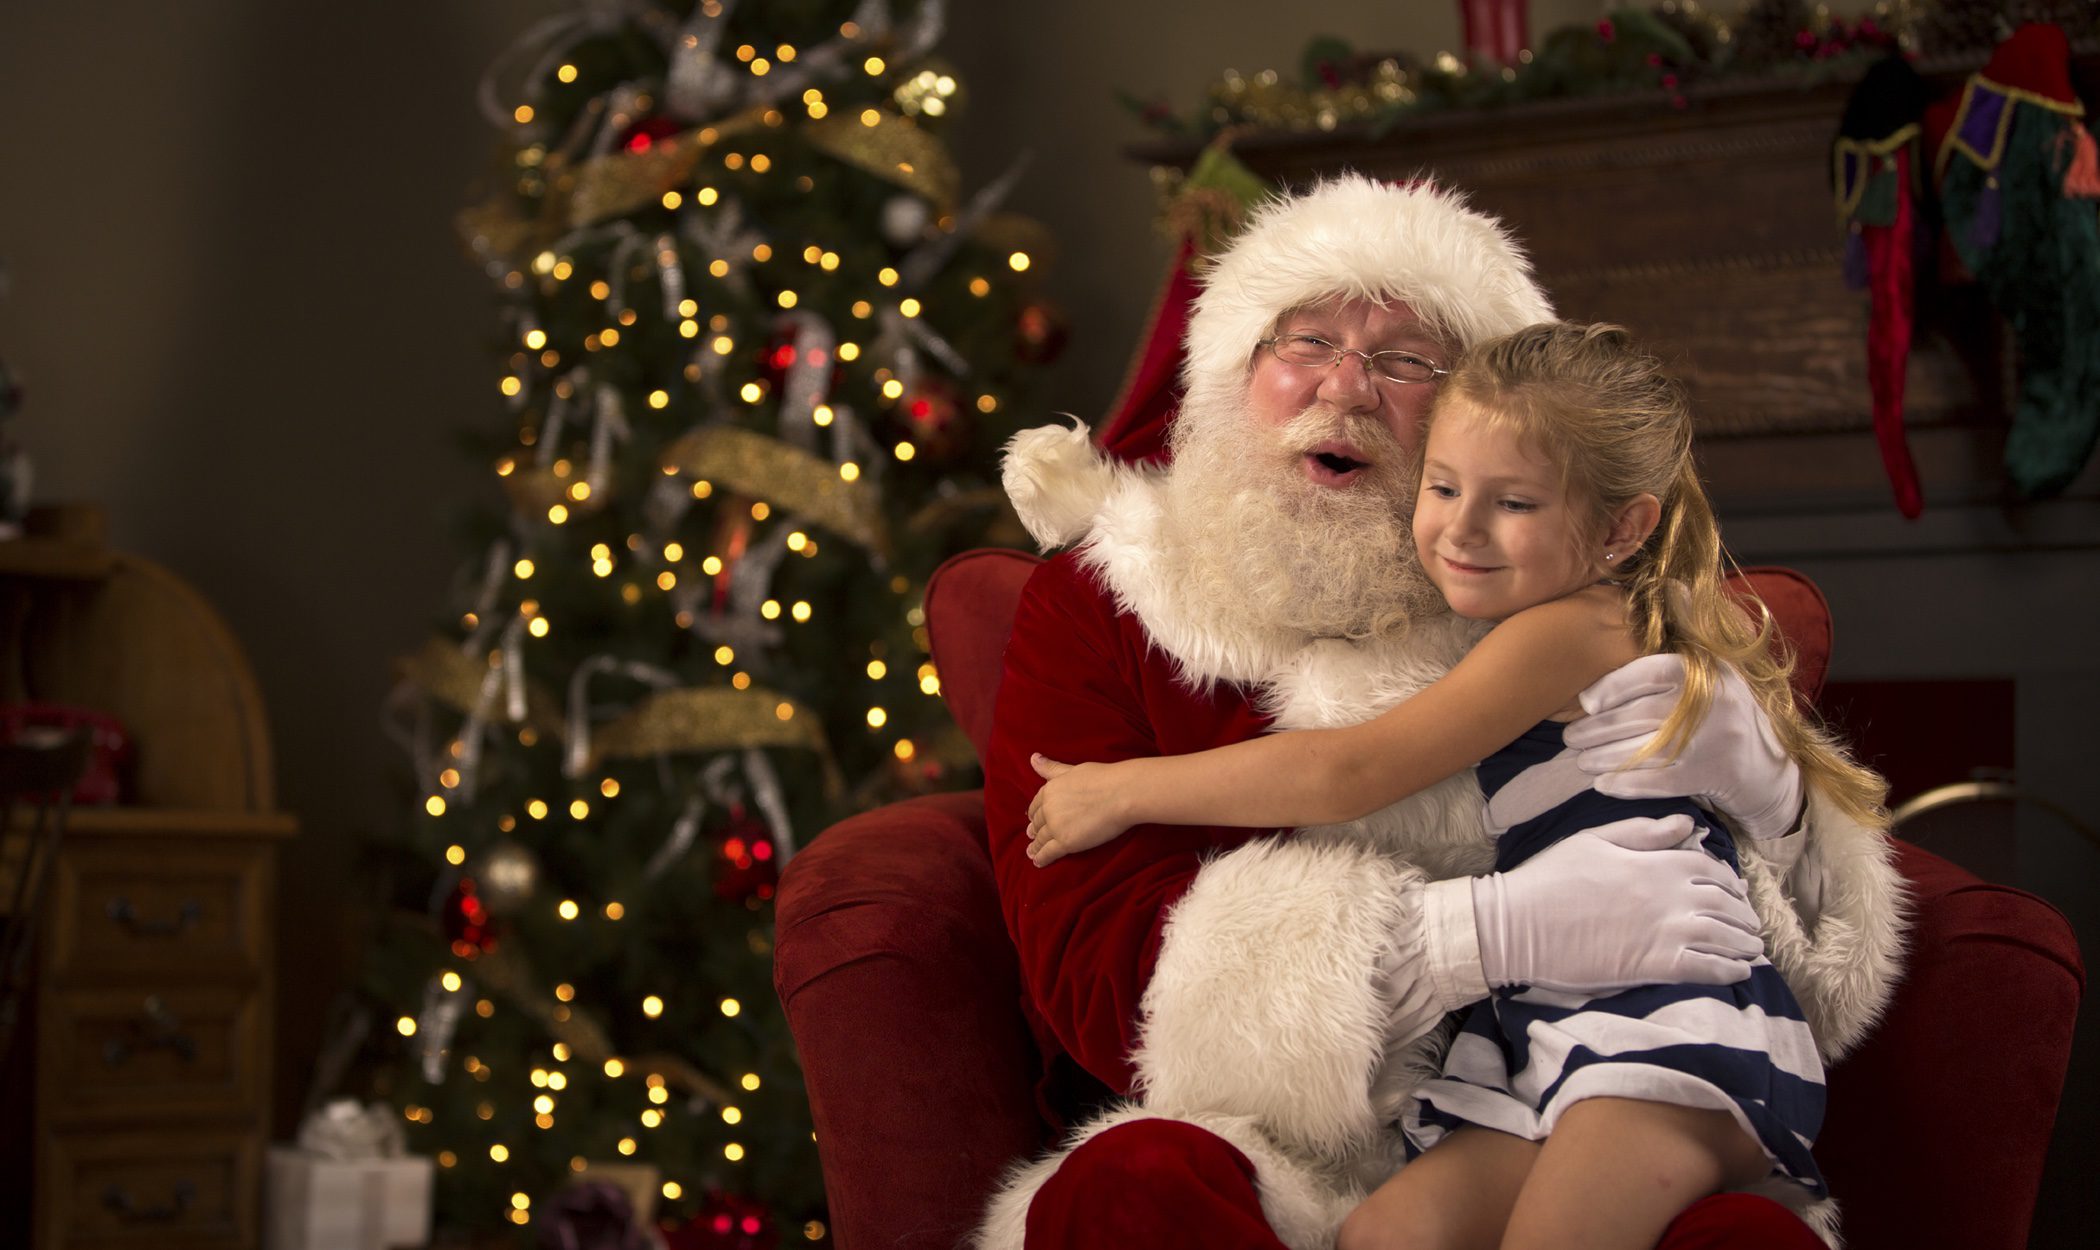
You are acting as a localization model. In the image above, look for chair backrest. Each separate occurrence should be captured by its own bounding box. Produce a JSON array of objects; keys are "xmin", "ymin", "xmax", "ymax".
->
[{"xmin": 925, "ymin": 548, "xmax": 1833, "ymax": 766}]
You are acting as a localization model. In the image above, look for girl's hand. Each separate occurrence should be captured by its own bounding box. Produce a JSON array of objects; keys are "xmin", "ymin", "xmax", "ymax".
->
[{"xmin": 1025, "ymin": 754, "xmax": 1139, "ymax": 867}]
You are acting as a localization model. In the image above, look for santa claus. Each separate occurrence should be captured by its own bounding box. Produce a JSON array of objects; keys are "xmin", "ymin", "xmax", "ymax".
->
[{"xmin": 973, "ymin": 176, "xmax": 1905, "ymax": 1248}]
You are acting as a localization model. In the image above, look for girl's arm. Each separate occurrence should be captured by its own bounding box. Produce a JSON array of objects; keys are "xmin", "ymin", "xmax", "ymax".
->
[{"xmin": 1027, "ymin": 590, "xmax": 1635, "ymax": 864}]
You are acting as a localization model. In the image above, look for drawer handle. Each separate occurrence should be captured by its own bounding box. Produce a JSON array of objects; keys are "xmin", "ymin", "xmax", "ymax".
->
[
  {"xmin": 102, "ymin": 1179, "xmax": 197, "ymax": 1222},
  {"xmin": 102, "ymin": 996, "xmax": 198, "ymax": 1067},
  {"xmin": 105, "ymin": 896, "xmax": 203, "ymax": 937}
]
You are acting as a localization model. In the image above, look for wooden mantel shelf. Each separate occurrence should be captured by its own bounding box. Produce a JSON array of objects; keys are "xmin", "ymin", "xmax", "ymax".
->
[{"xmin": 1125, "ymin": 54, "xmax": 2100, "ymax": 527}]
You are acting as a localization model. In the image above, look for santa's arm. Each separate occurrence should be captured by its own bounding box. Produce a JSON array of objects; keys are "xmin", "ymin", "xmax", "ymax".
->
[{"xmin": 985, "ymin": 556, "xmax": 1473, "ymax": 1153}]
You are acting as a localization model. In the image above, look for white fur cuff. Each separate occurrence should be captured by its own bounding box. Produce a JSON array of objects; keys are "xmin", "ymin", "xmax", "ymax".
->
[{"xmin": 1000, "ymin": 418, "xmax": 1120, "ymax": 551}]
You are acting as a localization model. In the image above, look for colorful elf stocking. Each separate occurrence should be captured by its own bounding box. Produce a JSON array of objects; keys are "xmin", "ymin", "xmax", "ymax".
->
[
  {"xmin": 1835, "ymin": 54, "xmax": 1934, "ymax": 517},
  {"xmin": 1934, "ymin": 22, "xmax": 2100, "ymax": 498}
]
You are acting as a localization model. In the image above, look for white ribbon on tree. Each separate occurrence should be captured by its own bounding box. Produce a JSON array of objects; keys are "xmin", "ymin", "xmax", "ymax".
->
[
  {"xmin": 771, "ymin": 311, "xmax": 837, "ymax": 452},
  {"xmin": 564, "ymin": 656, "xmax": 682, "ymax": 779}
]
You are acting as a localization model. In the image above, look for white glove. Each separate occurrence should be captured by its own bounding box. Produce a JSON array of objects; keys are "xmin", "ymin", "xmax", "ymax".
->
[
  {"xmin": 1564, "ymin": 653, "xmax": 1805, "ymax": 842},
  {"xmin": 1471, "ymin": 815, "xmax": 1764, "ymax": 992}
]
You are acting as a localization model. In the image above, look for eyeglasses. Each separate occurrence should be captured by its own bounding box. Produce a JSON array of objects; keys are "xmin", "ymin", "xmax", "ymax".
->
[{"xmin": 1259, "ymin": 334, "xmax": 1448, "ymax": 385}]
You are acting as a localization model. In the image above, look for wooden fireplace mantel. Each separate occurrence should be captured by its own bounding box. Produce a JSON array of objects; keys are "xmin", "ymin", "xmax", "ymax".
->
[{"xmin": 1129, "ymin": 60, "xmax": 2100, "ymax": 535}]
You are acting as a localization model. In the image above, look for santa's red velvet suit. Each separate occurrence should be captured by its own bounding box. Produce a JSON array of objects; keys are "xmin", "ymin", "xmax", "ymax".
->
[{"xmin": 973, "ymin": 178, "xmax": 1905, "ymax": 1249}]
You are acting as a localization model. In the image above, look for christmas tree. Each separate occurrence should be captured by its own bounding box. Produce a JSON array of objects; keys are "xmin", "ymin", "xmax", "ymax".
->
[{"xmin": 357, "ymin": 1, "xmax": 1053, "ymax": 1243}]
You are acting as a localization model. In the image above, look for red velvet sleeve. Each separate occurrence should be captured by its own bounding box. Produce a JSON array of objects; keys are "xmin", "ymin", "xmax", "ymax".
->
[{"xmin": 983, "ymin": 554, "xmax": 1271, "ymax": 1094}]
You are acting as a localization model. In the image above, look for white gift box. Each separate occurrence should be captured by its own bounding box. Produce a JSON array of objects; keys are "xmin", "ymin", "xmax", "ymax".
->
[{"xmin": 265, "ymin": 1145, "xmax": 434, "ymax": 1250}]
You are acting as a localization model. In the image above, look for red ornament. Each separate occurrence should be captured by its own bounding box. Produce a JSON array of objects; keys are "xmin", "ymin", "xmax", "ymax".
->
[
  {"xmin": 660, "ymin": 1191, "xmax": 780, "ymax": 1250},
  {"xmin": 713, "ymin": 809, "xmax": 780, "ymax": 904},
  {"xmin": 1596, "ymin": 19, "xmax": 1616, "ymax": 43},
  {"xmin": 618, "ymin": 115, "xmax": 683, "ymax": 153},
  {"xmin": 896, "ymin": 376, "xmax": 971, "ymax": 463},
  {"xmin": 442, "ymin": 877, "xmax": 496, "ymax": 957},
  {"xmin": 1015, "ymin": 300, "xmax": 1069, "ymax": 366}
]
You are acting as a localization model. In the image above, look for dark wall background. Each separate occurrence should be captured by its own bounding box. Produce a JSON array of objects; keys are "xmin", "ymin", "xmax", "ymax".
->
[{"xmin": 3, "ymin": 2, "xmax": 2091, "ymax": 1243}]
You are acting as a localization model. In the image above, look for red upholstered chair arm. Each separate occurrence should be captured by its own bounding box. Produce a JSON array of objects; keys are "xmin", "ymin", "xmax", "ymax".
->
[
  {"xmin": 773, "ymin": 790, "xmax": 1044, "ymax": 1247},
  {"xmin": 1818, "ymin": 841, "xmax": 2084, "ymax": 1249}
]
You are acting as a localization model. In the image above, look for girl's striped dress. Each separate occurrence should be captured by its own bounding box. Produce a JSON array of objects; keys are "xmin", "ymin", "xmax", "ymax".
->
[{"xmin": 1400, "ymin": 718, "xmax": 1828, "ymax": 1198}]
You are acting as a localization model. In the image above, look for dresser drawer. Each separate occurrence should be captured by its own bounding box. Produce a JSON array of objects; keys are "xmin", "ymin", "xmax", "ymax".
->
[
  {"xmin": 42, "ymin": 1128, "xmax": 256, "ymax": 1250},
  {"xmin": 45, "ymin": 839, "xmax": 267, "ymax": 983},
  {"xmin": 39, "ymin": 984, "xmax": 262, "ymax": 1122}
]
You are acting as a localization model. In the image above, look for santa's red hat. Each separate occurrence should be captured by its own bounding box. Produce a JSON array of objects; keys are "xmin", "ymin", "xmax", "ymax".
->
[{"xmin": 1100, "ymin": 174, "xmax": 1554, "ymax": 463}]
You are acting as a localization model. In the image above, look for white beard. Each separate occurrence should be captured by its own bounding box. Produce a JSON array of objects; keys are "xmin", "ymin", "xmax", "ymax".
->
[{"xmin": 1161, "ymin": 396, "xmax": 1445, "ymax": 646}]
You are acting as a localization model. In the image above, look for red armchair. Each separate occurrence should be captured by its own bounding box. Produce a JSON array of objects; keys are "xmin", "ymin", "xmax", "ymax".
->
[{"xmin": 774, "ymin": 549, "xmax": 2085, "ymax": 1249}]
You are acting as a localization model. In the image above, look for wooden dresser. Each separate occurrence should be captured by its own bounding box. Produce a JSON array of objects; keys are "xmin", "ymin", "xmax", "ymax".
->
[{"xmin": 1, "ymin": 506, "xmax": 294, "ymax": 1250}]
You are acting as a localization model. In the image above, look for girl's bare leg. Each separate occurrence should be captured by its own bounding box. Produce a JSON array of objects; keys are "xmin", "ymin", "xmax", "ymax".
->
[
  {"xmin": 1336, "ymin": 1128, "xmax": 1539, "ymax": 1250},
  {"xmin": 1499, "ymin": 1096, "xmax": 1770, "ymax": 1250}
]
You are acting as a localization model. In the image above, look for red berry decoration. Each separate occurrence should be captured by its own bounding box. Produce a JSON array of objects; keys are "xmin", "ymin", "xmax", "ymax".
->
[
  {"xmin": 661, "ymin": 1191, "xmax": 780, "ymax": 1250},
  {"xmin": 896, "ymin": 376, "xmax": 971, "ymax": 463},
  {"xmin": 713, "ymin": 808, "xmax": 780, "ymax": 904},
  {"xmin": 442, "ymin": 876, "xmax": 496, "ymax": 957},
  {"xmin": 618, "ymin": 114, "xmax": 683, "ymax": 153}
]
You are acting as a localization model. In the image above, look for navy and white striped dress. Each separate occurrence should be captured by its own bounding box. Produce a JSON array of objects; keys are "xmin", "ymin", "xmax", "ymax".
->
[{"xmin": 1400, "ymin": 717, "xmax": 1827, "ymax": 1198}]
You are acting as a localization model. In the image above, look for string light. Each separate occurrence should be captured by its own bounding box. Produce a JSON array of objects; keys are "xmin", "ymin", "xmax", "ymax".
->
[
  {"xmin": 500, "ymin": 376, "xmax": 523, "ymax": 397},
  {"xmin": 722, "ymin": 1106, "xmax": 742, "ymax": 1124},
  {"xmin": 877, "ymin": 267, "xmax": 900, "ymax": 286},
  {"xmin": 640, "ymin": 1108, "xmax": 664, "ymax": 1127},
  {"xmin": 442, "ymin": 971, "xmax": 463, "ymax": 992},
  {"xmin": 751, "ymin": 502, "xmax": 771, "ymax": 520},
  {"xmin": 513, "ymin": 105, "xmax": 534, "ymax": 125},
  {"xmin": 425, "ymin": 796, "xmax": 447, "ymax": 817},
  {"xmin": 643, "ymin": 995, "xmax": 665, "ymax": 1018},
  {"xmin": 558, "ymin": 899, "xmax": 580, "ymax": 921},
  {"xmin": 741, "ymin": 1072, "xmax": 762, "ymax": 1091},
  {"xmin": 867, "ymin": 707, "xmax": 888, "ymax": 728},
  {"xmin": 837, "ymin": 342, "xmax": 860, "ymax": 360},
  {"xmin": 898, "ymin": 297, "xmax": 921, "ymax": 318},
  {"xmin": 648, "ymin": 389, "xmax": 670, "ymax": 408},
  {"xmin": 894, "ymin": 441, "xmax": 916, "ymax": 462},
  {"xmin": 604, "ymin": 902, "xmax": 625, "ymax": 920},
  {"xmin": 528, "ymin": 618, "xmax": 550, "ymax": 638},
  {"xmin": 724, "ymin": 1143, "xmax": 746, "ymax": 1161},
  {"xmin": 720, "ymin": 997, "xmax": 742, "ymax": 1017},
  {"xmin": 761, "ymin": 600, "xmax": 782, "ymax": 621},
  {"xmin": 662, "ymin": 1181, "xmax": 684, "ymax": 1200},
  {"xmin": 619, "ymin": 1137, "xmax": 638, "ymax": 1155},
  {"xmin": 1009, "ymin": 251, "xmax": 1033, "ymax": 271},
  {"xmin": 514, "ymin": 558, "xmax": 536, "ymax": 579},
  {"xmin": 604, "ymin": 1058, "xmax": 625, "ymax": 1077},
  {"xmin": 839, "ymin": 462, "xmax": 861, "ymax": 482},
  {"xmin": 490, "ymin": 1144, "xmax": 510, "ymax": 1162},
  {"xmin": 396, "ymin": 1016, "xmax": 417, "ymax": 1037},
  {"xmin": 894, "ymin": 739, "xmax": 917, "ymax": 761},
  {"xmin": 600, "ymin": 777, "xmax": 620, "ymax": 797},
  {"xmin": 702, "ymin": 556, "xmax": 724, "ymax": 575},
  {"xmin": 697, "ymin": 186, "xmax": 719, "ymax": 206}
]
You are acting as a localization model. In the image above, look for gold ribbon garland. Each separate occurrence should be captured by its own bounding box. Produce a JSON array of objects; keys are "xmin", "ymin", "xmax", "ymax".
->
[
  {"xmin": 590, "ymin": 686, "xmax": 843, "ymax": 801},
  {"xmin": 397, "ymin": 638, "xmax": 566, "ymax": 738},
  {"xmin": 801, "ymin": 111, "xmax": 959, "ymax": 213},
  {"xmin": 660, "ymin": 425, "xmax": 888, "ymax": 553},
  {"xmin": 398, "ymin": 640, "xmax": 843, "ymax": 800}
]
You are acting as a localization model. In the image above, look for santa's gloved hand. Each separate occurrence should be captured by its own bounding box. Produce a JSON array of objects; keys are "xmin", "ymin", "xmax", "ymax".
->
[
  {"xmin": 1565, "ymin": 653, "xmax": 1805, "ymax": 842},
  {"xmin": 1472, "ymin": 814, "xmax": 1763, "ymax": 992}
]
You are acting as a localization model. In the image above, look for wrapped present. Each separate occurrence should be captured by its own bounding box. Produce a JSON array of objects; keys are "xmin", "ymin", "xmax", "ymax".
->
[{"xmin": 265, "ymin": 1101, "xmax": 433, "ymax": 1250}]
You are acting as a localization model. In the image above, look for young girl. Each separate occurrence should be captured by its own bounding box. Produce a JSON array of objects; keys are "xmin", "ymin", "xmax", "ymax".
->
[{"xmin": 1023, "ymin": 322, "xmax": 1889, "ymax": 1250}]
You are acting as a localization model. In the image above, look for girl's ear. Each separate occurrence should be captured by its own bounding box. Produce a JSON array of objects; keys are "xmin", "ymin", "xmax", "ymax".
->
[{"xmin": 1605, "ymin": 492, "xmax": 1662, "ymax": 560}]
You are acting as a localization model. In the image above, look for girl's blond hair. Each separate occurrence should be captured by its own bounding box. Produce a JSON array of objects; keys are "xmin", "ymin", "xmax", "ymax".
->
[{"xmin": 1439, "ymin": 321, "xmax": 1887, "ymax": 827}]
